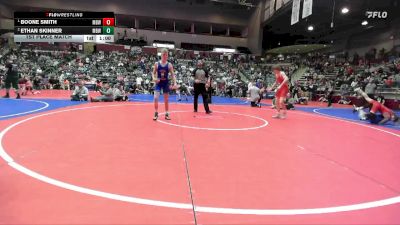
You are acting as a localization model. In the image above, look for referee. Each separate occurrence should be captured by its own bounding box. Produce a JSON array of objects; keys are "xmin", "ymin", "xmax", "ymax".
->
[
  {"xmin": 192, "ymin": 59, "xmax": 212, "ymax": 114},
  {"xmin": 3, "ymin": 58, "xmax": 21, "ymax": 99}
]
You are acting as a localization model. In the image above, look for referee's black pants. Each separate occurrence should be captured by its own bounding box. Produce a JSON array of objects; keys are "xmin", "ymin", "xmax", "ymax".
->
[{"xmin": 193, "ymin": 83, "xmax": 210, "ymax": 113}]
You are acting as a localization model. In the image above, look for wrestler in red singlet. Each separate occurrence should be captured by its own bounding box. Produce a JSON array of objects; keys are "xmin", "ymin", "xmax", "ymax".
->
[{"xmin": 275, "ymin": 70, "xmax": 289, "ymax": 98}]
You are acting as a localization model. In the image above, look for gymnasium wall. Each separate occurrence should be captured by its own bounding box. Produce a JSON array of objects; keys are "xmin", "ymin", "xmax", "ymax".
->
[
  {"xmin": 115, "ymin": 27, "xmax": 248, "ymax": 49},
  {"xmin": 4, "ymin": 0, "xmax": 249, "ymax": 26}
]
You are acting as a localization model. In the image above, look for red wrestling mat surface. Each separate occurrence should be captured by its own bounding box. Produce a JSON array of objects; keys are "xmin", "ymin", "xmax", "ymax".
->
[{"xmin": 0, "ymin": 102, "xmax": 399, "ymax": 224}]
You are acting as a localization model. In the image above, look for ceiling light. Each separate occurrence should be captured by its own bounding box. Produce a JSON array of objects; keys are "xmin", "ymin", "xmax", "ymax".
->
[
  {"xmin": 341, "ymin": 7, "xmax": 349, "ymax": 14},
  {"xmin": 153, "ymin": 43, "xmax": 175, "ymax": 49},
  {"xmin": 213, "ymin": 47, "xmax": 236, "ymax": 53},
  {"xmin": 307, "ymin": 25, "xmax": 314, "ymax": 31},
  {"xmin": 361, "ymin": 20, "xmax": 368, "ymax": 26}
]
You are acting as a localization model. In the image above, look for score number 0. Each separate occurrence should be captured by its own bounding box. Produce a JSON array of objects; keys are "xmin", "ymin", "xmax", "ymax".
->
[{"xmin": 102, "ymin": 18, "xmax": 115, "ymax": 26}]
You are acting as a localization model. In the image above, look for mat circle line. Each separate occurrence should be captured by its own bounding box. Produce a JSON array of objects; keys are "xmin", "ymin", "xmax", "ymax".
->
[
  {"xmin": 0, "ymin": 99, "xmax": 49, "ymax": 118},
  {"xmin": 157, "ymin": 110, "xmax": 269, "ymax": 131}
]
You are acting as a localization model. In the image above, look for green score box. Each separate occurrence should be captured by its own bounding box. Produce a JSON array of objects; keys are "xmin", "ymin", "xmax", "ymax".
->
[{"xmin": 102, "ymin": 26, "xmax": 114, "ymax": 34}]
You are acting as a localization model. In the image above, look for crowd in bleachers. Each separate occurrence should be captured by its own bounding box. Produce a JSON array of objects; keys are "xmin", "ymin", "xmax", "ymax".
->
[
  {"xmin": 283, "ymin": 52, "xmax": 400, "ymax": 105},
  {"xmin": 1, "ymin": 41, "xmax": 399, "ymax": 106},
  {"xmin": 0, "ymin": 45, "xmax": 288, "ymax": 100}
]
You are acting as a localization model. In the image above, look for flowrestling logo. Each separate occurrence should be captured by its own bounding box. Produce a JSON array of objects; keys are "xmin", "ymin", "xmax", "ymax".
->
[{"xmin": 366, "ymin": 11, "xmax": 388, "ymax": 19}]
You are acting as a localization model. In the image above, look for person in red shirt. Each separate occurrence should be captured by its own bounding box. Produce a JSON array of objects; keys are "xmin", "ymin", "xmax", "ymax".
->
[
  {"xmin": 348, "ymin": 66, "xmax": 354, "ymax": 75},
  {"xmin": 385, "ymin": 77, "xmax": 393, "ymax": 88},
  {"xmin": 269, "ymin": 65, "xmax": 289, "ymax": 119},
  {"xmin": 354, "ymin": 88, "xmax": 399, "ymax": 125}
]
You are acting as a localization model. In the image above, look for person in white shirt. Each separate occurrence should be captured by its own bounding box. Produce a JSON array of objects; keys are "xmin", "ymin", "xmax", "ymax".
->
[
  {"xmin": 350, "ymin": 80, "xmax": 358, "ymax": 88},
  {"xmin": 145, "ymin": 78, "xmax": 150, "ymax": 90},
  {"xmin": 59, "ymin": 73, "xmax": 65, "ymax": 89},
  {"xmin": 136, "ymin": 76, "xmax": 143, "ymax": 89},
  {"xmin": 248, "ymin": 85, "xmax": 264, "ymax": 107},
  {"xmin": 248, "ymin": 81, "xmax": 254, "ymax": 90}
]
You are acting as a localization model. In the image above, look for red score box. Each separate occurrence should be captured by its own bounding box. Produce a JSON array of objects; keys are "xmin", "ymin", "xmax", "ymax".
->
[{"xmin": 102, "ymin": 18, "xmax": 115, "ymax": 26}]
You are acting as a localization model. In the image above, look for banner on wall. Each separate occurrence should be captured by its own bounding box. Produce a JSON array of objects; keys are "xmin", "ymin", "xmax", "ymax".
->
[
  {"xmin": 276, "ymin": 0, "xmax": 282, "ymax": 10},
  {"xmin": 291, "ymin": 0, "xmax": 301, "ymax": 25},
  {"xmin": 270, "ymin": 0, "xmax": 276, "ymax": 16},
  {"xmin": 302, "ymin": 0, "xmax": 313, "ymax": 18},
  {"xmin": 264, "ymin": 7, "xmax": 270, "ymax": 21}
]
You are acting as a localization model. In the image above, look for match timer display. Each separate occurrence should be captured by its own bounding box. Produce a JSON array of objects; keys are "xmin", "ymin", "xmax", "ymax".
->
[{"xmin": 14, "ymin": 12, "xmax": 115, "ymax": 43}]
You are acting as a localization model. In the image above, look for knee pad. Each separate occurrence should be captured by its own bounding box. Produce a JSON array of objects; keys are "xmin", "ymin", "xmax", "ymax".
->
[{"xmin": 154, "ymin": 92, "xmax": 160, "ymax": 101}]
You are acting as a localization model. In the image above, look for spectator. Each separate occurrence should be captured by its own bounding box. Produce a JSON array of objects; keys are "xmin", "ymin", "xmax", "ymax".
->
[
  {"xmin": 395, "ymin": 73, "xmax": 400, "ymax": 88},
  {"xmin": 96, "ymin": 79, "xmax": 102, "ymax": 92},
  {"xmin": 71, "ymin": 80, "xmax": 89, "ymax": 101},
  {"xmin": 113, "ymin": 84, "xmax": 129, "ymax": 101},
  {"xmin": 136, "ymin": 75, "xmax": 143, "ymax": 89},
  {"xmin": 63, "ymin": 79, "xmax": 70, "ymax": 90},
  {"xmin": 384, "ymin": 77, "xmax": 393, "ymax": 88},
  {"xmin": 364, "ymin": 80, "xmax": 377, "ymax": 99},
  {"xmin": 91, "ymin": 83, "xmax": 114, "ymax": 102}
]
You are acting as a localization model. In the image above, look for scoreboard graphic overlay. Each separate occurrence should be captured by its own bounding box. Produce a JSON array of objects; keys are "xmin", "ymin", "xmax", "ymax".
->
[{"xmin": 14, "ymin": 12, "xmax": 115, "ymax": 43}]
